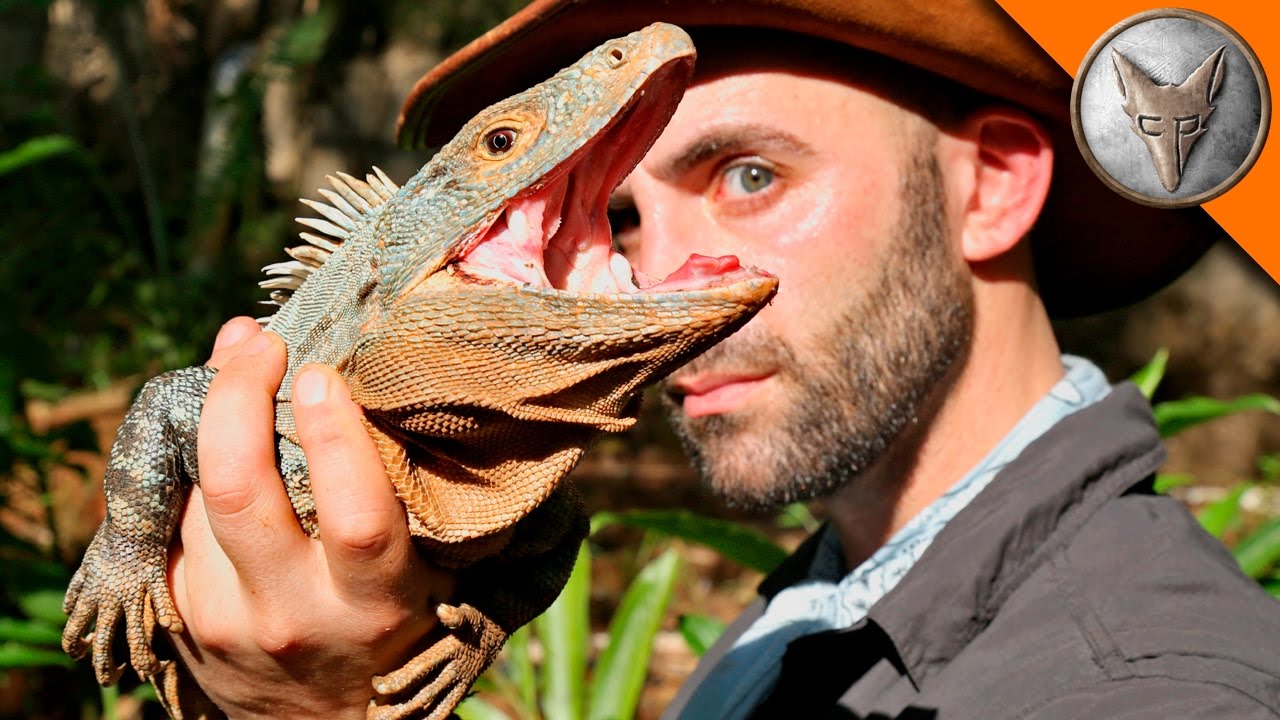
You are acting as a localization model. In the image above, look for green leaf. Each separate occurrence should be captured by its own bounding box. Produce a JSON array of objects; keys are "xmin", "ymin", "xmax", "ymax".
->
[
  {"xmin": 594, "ymin": 510, "xmax": 787, "ymax": 574},
  {"xmin": 775, "ymin": 502, "xmax": 819, "ymax": 532},
  {"xmin": 456, "ymin": 696, "xmax": 513, "ymax": 720},
  {"xmin": 504, "ymin": 625, "xmax": 537, "ymax": 716},
  {"xmin": 102, "ymin": 683, "xmax": 119, "ymax": 720},
  {"xmin": 1233, "ymin": 518, "xmax": 1280, "ymax": 579},
  {"xmin": 677, "ymin": 614, "xmax": 725, "ymax": 657},
  {"xmin": 1196, "ymin": 485, "xmax": 1247, "ymax": 538},
  {"xmin": 271, "ymin": 3, "xmax": 339, "ymax": 67},
  {"xmin": 586, "ymin": 549, "xmax": 681, "ymax": 720},
  {"xmin": 0, "ymin": 555, "xmax": 69, "ymax": 593},
  {"xmin": 1261, "ymin": 578, "xmax": 1280, "ymax": 600},
  {"xmin": 469, "ymin": 666, "xmax": 535, "ymax": 720},
  {"xmin": 1258, "ymin": 454, "xmax": 1280, "ymax": 484},
  {"xmin": 18, "ymin": 589, "xmax": 68, "ymax": 627},
  {"xmin": 0, "ymin": 616, "xmax": 63, "ymax": 645},
  {"xmin": 534, "ymin": 541, "xmax": 591, "ymax": 720},
  {"xmin": 130, "ymin": 682, "xmax": 159, "ymax": 703},
  {"xmin": 1153, "ymin": 394, "xmax": 1280, "ymax": 438},
  {"xmin": 0, "ymin": 135, "xmax": 79, "ymax": 177},
  {"xmin": 1130, "ymin": 347, "xmax": 1168, "ymax": 400},
  {"xmin": 0, "ymin": 641, "xmax": 74, "ymax": 668},
  {"xmin": 1152, "ymin": 473, "xmax": 1196, "ymax": 494}
]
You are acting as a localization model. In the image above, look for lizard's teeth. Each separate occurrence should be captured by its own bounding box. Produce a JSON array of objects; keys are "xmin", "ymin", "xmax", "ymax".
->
[
  {"xmin": 509, "ymin": 206, "xmax": 531, "ymax": 241},
  {"xmin": 610, "ymin": 252, "xmax": 640, "ymax": 292},
  {"xmin": 544, "ymin": 202, "xmax": 564, "ymax": 242}
]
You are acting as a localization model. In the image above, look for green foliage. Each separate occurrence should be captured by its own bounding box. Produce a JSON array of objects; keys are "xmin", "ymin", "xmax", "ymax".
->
[
  {"xmin": 0, "ymin": 617, "xmax": 63, "ymax": 646},
  {"xmin": 593, "ymin": 509, "xmax": 787, "ymax": 574},
  {"xmin": 271, "ymin": 3, "xmax": 341, "ymax": 68},
  {"xmin": 533, "ymin": 541, "xmax": 591, "ymax": 720},
  {"xmin": 1154, "ymin": 394, "xmax": 1280, "ymax": 438},
  {"xmin": 1130, "ymin": 346, "xmax": 1168, "ymax": 400},
  {"xmin": 587, "ymin": 548, "xmax": 681, "ymax": 720},
  {"xmin": 1233, "ymin": 518, "xmax": 1280, "ymax": 580},
  {"xmin": 1196, "ymin": 485, "xmax": 1249, "ymax": 539},
  {"xmin": 0, "ymin": 135, "xmax": 78, "ymax": 176},
  {"xmin": 456, "ymin": 695, "xmax": 514, "ymax": 720},
  {"xmin": 1134, "ymin": 350, "xmax": 1280, "ymax": 591},
  {"xmin": 1152, "ymin": 472, "xmax": 1195, "ymax": 494},
  {"xmin": 0, "ymin": 558, "xmax": 74, "ymax": 672},
  {"xmin": 461, "ymin": 505, "xmax": 791, "ymax": 718},
  {"xmin": 0, "ymin": 531, "xmax": 133, "ymax": 720},
  {"xmin": 677, "ymin": 614, "xmax": 726, "ymax": 657},
  {"xmin": 0, "ymin": 3, "xmax": 539, "ymax": 716},
  {"xmin": 459, "ymin": 513, "xmax": 695, "ymax": 720},
  {"xmin": 775, "ymin": 502, "xmax": 821, "ymax": 533}
]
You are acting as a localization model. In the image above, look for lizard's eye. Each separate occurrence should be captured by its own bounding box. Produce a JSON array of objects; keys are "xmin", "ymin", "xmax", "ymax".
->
[{"xmin": 483, "ymin": 128, "xmax": 517, "ymax": 156}]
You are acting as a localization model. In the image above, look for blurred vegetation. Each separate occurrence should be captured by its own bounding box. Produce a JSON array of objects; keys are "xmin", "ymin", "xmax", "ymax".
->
[
  {"xmin": 1, "ymin": 0, "xmax": 530, "ymax": 715},
  {"xmin": 1134, "ymin": 350, "xmax": 1280, "ymax": 595},
  {"xmin": 456, "ymin": 511, "xmax": 785, "ymax": 720},
  {"xmin": 0, "ymin": 0, "xmax": 1277, "ymax": 719}
]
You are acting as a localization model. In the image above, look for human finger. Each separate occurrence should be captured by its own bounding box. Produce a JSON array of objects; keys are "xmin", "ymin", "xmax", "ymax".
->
[
  {"xmin": 292, "ymin": 364, "xmax": 415, "ymax": 593},
  {"xmin": 167, "ymin": 487, "xmax": 238, "ymax": 645},
  {"xmin": 207, "ymin": 317, "xmax": 262, "ymax": 370},
  {"xmin": 198, "ymin": 331, "xmax": 307, "ymax": 593}
]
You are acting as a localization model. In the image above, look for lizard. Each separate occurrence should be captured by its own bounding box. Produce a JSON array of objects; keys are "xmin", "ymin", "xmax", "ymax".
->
[{"xmin": 60, "ymin": 21, "xmax": 779, "ymax": 720}]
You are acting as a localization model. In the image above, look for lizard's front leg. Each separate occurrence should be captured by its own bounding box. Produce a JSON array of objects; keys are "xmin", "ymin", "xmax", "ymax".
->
[
  {"xmin": 368, "ymin": 481, "xmax": 589, "ymax": 720},
  {"xmin": 62, "ymin": 365, "xmax": 216, "ymax": 685}
]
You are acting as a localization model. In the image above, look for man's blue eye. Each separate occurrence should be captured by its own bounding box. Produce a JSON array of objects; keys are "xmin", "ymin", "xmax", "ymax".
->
[{"xmin": 724, "ymin": 163, "xmax": 774, "ymax": 194}]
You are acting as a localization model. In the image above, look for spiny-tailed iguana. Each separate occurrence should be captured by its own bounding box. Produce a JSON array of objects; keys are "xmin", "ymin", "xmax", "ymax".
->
[{"xmin": 62, "ymin": 22, "xmax": 777, "ymax": 720}]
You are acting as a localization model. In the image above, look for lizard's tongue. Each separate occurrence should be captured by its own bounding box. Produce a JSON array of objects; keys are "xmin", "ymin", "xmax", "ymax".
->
[{"xmin": 638, "ymin": 255, "xmax": 750, "ymax": 292}]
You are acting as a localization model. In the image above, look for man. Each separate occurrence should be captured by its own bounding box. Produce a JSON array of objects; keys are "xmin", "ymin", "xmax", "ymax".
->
[{"xmin": 168, "ymin": 1, "xmax": 1280, "ymax": 718}]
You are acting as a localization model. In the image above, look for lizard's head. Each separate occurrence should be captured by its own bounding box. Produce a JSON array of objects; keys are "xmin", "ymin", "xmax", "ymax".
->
[
  {"xmin": 345, "ymin": 24, "xmax": 779, "ymax": 542},
  {"xmin": 379, "ymin": 23, "xmax": 776, "ymax": 403},
  {"xmin": 383, "ymin": 22, "xmax": 777, "ymax": 315}
]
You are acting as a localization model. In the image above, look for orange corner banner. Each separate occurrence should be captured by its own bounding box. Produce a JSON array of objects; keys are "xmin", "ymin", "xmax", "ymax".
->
[{"xmin": 996, "ymin": 1, "xmax": 1279, "ymax": 285}]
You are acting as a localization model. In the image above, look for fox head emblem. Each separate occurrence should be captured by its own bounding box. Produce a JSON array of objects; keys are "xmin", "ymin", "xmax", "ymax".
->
[{"xmin": 1112, "ymin": 46, "xmax": 1227, "ymax": 192}]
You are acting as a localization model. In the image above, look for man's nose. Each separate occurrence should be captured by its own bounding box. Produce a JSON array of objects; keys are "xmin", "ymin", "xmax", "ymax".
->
[
  {"xmin": 634, "ymin": 204, "xmax": 733, "ymax": 282},
  {"xmin": 635, "ymin": 215, "xmax": 680, "ymax": 281}
]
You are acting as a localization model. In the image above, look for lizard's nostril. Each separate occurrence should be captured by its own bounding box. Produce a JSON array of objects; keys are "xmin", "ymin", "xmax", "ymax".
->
[{"xmin": 608, "ymin": 47, "xmax": 625, "ymax": 67}]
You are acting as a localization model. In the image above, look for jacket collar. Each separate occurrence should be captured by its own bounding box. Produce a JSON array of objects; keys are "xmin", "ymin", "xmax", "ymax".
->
[{"xmin": 757, "ymin": 382, "xmax": 1166, "ymax": 687}]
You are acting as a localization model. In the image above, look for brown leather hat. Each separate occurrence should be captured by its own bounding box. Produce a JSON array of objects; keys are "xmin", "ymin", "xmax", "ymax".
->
[{"xmin": 395, "ymin": 0, "xmax": 1219, "ymax": 318}]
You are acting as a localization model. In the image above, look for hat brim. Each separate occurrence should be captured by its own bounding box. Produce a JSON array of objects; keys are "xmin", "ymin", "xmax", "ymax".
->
[{"xmin": 396, "ymin": 0, "xmax": 1219, "ymax": 318}]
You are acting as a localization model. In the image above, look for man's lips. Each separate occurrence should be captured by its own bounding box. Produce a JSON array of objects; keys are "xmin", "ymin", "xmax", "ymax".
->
[{"xmin": 669, "ymin": 372, "xmax": 773, "ymax": 418}]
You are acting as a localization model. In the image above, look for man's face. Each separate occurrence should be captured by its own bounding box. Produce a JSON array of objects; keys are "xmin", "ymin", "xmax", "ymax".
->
[{"xmin": 611, "ymin": 52, "xmax": 975, "ymax": 510}]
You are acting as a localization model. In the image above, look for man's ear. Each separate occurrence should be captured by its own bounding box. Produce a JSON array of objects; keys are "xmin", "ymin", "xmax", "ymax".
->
[{"xmin": 953, "ymin": 108, "xmax": 1053, "ymax": 263}]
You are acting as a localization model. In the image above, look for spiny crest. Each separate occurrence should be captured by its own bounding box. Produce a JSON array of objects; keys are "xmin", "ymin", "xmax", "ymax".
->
[{"xmin": 256, "ymin": 167, "xmax": 400, "ymax": 325}]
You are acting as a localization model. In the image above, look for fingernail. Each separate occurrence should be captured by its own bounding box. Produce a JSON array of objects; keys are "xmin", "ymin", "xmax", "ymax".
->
[
  {"xmin": 243, "ymin": 332, "xmax": 276, "ymax": 356},
  {"xmin": 213, "ymin": 321, "xmax": 254, "ymax": 352},
  {"xmin": 295, "ymin": 368, "xmax": 328, "ymax": 406}
]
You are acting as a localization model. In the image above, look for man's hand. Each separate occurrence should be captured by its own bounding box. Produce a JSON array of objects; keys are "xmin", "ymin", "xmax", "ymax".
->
[{"xmin": 165, "ymin": 317, "xmax": 453, "ymax": 719}]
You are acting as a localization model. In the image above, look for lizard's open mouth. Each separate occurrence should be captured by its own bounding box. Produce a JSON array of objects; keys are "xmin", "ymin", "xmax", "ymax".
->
[{"xmin": 455, "ymin": 58, "xmax": 763, "ymax": 296}]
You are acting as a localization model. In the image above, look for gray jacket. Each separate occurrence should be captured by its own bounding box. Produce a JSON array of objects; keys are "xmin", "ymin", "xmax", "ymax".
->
[{"xmin": 666, "ymin": 384, "xmax": 1280, "ymax": 719}]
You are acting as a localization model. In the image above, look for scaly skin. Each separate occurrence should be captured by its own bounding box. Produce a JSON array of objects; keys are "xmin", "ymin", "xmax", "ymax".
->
[{"xmin": 63, "ymin": 23, "xmax": 778, "ymax": 720}]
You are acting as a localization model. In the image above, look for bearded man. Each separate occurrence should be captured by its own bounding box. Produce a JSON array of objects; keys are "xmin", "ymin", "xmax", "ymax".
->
[{"xmin": 168, "ymin": 1, "xmax": 1280, "ymax": 718}]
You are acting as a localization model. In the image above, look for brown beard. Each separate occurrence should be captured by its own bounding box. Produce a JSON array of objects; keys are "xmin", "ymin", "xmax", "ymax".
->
[{"xmin": 660, "ymin": 143, "xmax": 975, "ymax": 511}]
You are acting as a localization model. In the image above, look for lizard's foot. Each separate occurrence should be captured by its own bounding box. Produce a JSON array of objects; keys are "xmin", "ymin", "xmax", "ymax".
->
[
  {"xmin": 62, "ymin": 529, "xmax": 181, "ymax": 685},
  {"xmin": 368, "ymin": 603, "xmax": 505, "ymax": 720}
]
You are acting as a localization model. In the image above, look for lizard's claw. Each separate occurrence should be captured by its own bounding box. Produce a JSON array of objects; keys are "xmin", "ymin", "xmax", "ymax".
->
[
  {"xmin": 62, "ymin": 528, "xmax": 181, "ymax": 684},
  {"xmin": 368, "ymin": 603, "xmax": 506, "ymax": 720}
]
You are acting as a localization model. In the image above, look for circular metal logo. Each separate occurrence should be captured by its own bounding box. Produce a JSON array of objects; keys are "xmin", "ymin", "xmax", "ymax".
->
[{"xmin": 1071, "ymin": 8, "xmax": 1270, "ymax": 208}]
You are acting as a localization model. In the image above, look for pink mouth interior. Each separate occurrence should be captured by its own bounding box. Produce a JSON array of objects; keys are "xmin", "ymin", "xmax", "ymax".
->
[{"xmin": 454, "ymin": 70, "xmax": 761, "ymax": 295}]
